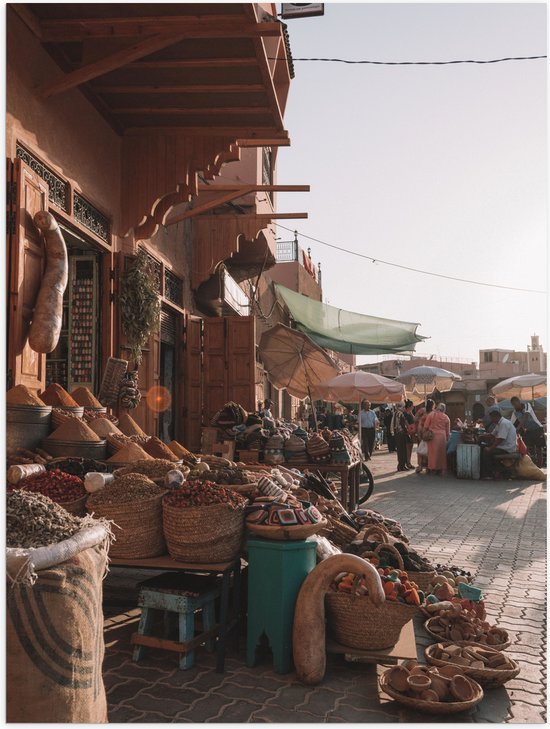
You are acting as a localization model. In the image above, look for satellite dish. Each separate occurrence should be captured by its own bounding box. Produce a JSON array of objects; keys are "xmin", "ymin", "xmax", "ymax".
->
[{"xmin": 502, "ymin": 353, "xmax": 510, "ymax": 363}]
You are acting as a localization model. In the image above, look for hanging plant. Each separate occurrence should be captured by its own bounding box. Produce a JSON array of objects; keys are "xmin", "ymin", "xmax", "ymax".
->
[{"xmin": 119, "ymin": 248, "xmax": 161, "ymax": 367}]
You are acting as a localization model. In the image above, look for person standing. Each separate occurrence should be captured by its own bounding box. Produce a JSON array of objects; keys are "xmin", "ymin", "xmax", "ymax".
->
[
  {"xmin": 423, "ymin": 402, "xmax": 451, "ymax": 475},
  {"xmin": 415, "ymin": 399, "xmax": 435, "ymax": 474},
  {"xmin": 360, "ymin": 400, "xmax": 379, "ymax": 461},
  {"xmin": 391, "ymin": 402, "xmax": 410, "ymax": 471},
  {"xmin": 403, "ymin": 400, "xmax": 415, "ymax": 469},
  {"xmin": 510, "ymin": 396, "xmax": 546, "ymax": 466},
  {"xmin": 384, "ymin": 407, "xmax": 395, "ymax": 452}
]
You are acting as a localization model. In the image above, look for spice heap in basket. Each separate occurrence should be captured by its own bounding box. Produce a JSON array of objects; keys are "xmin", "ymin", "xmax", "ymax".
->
[
  {"xmin": 163, "ymin": 480, "xmax": 246, "ymax": 563},
  {"xmin": 380, "ymin": 660, "xmax": 483, "ymax": 713},
  {"xmin": 7, "ymin": 490, "xmax": 87, "ymax": 549},
  {"xmin": 425, "ymin": 611, "xmax": 509, "ymax": 648},
  {"xmin": 86, "ymin": 473, "xmax": 167, "ymax": 558},
  {"xmin": 9, "ymin": 469, "xmax": 87, "ymax": 515}
]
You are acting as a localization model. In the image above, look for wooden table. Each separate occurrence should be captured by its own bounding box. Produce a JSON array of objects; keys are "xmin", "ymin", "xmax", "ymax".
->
[
  {"xmin": 109, "ymin": 555, "xmax": 244, "ymax": 673},
  {"xmin": 302, "ymin": 460, "xmax": 362, "ymax": 512}
]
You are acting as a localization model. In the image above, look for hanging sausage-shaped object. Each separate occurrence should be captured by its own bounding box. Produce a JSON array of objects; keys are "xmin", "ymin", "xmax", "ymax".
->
[
  {"xmin": 28, "ymin": 211, "xmax": 68, "ymax": 354},
  {"xmin": 292, "ymin": 554, "xmax": 385, "ymax": 685}
]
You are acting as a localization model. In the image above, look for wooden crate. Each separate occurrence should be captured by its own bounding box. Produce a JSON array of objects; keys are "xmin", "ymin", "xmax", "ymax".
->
[
  {"xmin": 237, "ymin": 449, "xmax": 261, "ymax": 464},
  {"xmin": 201, "ymin": 427, "xmax": 221, "ymax": 454}
]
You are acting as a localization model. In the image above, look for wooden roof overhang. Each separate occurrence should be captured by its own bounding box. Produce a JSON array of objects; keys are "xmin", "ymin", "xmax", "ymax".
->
[{"xmin": 15, "ymin": 3, "xmax": 295, "ymax": 239}]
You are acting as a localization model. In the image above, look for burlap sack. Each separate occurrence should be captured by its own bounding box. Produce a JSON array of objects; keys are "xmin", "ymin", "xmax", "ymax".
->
[{"xmin": 7, "ymin": 535, "xmax": 109, "ymax": 723}]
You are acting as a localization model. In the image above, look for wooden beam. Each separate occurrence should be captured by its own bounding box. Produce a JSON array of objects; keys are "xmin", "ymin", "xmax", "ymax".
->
[
  {"xmin": 39, "ymin": 34, "xmax": 188, "ymax": 99},
  {"xmin": 10, "ymin": 4, "xmax": 43, "ymax": 39},
  {"xmin": 95, "ymin": 84, "xmax": 266, "ymax": 94},
  {"xmin": 197, "ymin": 185, "xmax": 310, "ymax": 192},
  {"xmin": 128, "ymin": 58, "xmax": 258, "ymax": 70},
  {"xmin": 40, "ymin": 17, "xmax": 283, "ymax": 42},
  {"xmin": 123, "ymin": 126, "xmax": 289, "ymax": 138},
  {"xmin": 250, "ymin": 36, "xmax": 285, "ymax": 131},
  {"xmin": 166, "ymin": 186, "xmax": 257, "ymax": 226},
  {"xmin": 193, "ymin": 213, "xmax": 308, "ymax": 221},
  {"xmin": 113, "ymin": 107, "xmax": 272, "ymax": 116},
  {"xmin": 236, "ymin": 138, "xmax": 291, "ymax": 147}
]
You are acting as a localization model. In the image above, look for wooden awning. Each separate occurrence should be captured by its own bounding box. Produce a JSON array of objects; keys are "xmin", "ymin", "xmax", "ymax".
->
[{"xmin": 16, "ymin": 3, "xmax": 293, "ymax": 238}]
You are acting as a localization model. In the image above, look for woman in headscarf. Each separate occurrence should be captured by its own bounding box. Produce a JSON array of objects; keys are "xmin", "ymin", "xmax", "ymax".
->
[
  {"xmin": 415, "ymin": 398, "xmax": 435, "ymax": 474},
  {"xmin": 423, "ymin": 402, "xmax": 451, "ymax": 475},
  {"xmin": 391, "ymin": 402, "xmax": 411, "ymax": 471}
]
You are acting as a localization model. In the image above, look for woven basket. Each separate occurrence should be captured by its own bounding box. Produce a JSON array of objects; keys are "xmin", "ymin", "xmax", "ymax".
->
[
  {"xmin": 425, "ymin": 642, "xmax": 520, "ymax": 689},
  {"xmin": 246, "ymin": 519, "xmax": 327, "ymax": 541},
  {"xmin": 60, "ymin": 495, "xmax": 88, "ymax": 517},
  {"xmin": 424, "ymin": 617, "xmax": 511, "ymax": 651},
  {"xmin": 379, "ymin": 670, "xmax": 483, "ymax": 714},
  {"xmin": 87, "ymin": 492, "xmax": 166, "ymax": 558},
  {"xmin": 325, "ymin": 587, "xmax": 418, "ymax": 650},
  {"xmin": 408, "ymin": 571, "xmax": 438, "ymax": 592},
  {"xmin": 163, "ymin": 501, "xmax": 244, "ymax": 564},
  {"xmin": 361, "ymin": 542, "xmax": 405, "ymax": 570}
]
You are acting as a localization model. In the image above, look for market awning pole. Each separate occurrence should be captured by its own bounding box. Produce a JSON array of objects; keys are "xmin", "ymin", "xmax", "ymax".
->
[{"xmin": 300, "ymin": 352, "xmax": 318, "ymax": 431}]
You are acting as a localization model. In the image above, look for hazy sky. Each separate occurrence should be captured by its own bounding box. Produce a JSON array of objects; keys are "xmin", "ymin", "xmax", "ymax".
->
[{"xmin": 275, "ymin": 2, "xmax": 547, "ymax": 365}]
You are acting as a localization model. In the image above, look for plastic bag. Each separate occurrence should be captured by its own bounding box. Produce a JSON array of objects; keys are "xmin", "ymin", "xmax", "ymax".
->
[{"xmin": 417, "ymin": 440, "xmax": 428, "ymax": 456}]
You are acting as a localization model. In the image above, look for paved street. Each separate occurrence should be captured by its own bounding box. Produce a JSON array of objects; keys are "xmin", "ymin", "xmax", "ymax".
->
[{"xmin": 103, "ymin": 449, "xmax": 546, "ymax": 723}]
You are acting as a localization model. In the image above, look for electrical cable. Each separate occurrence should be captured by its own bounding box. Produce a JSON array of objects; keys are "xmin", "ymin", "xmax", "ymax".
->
[
  {"xmin": 274, "ymin": 223, "xmax": 547, "ymax": 294},
  {"xmin": 268, "ymin": 55, "xmax": 546, "ymax": 66}
]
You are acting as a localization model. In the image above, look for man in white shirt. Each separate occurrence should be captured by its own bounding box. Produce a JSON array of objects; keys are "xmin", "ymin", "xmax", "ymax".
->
[
  {"xmin": 510, "ymin": 397, "xmax": 546, "ymax": 466},
  {"xmin": 360, "ymin": 400, "xmax": 379, "ymax": 461},
  {"xmin": 481, "ymin": 409, "xmax": 518, "ymax": 478}
]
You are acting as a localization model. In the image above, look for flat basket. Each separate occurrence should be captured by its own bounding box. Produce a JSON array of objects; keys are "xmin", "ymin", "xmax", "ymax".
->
[
  {"xmin": 86, "ymin": 492, "xmax": 166, "ymax": 559},
  {"xmin": 425, "ymin": 641, "xmax": 520, "ymax": 689},
  {"xmin": 163, "ymin": 501, "xmax": 244, "ymax": 564},
  {"xmin": 325, "ymin": 589, "xmax": 418, "ymax": 651},
  {"xmin": 424, "ymin": 617, "xmax": 511, "ymax": 651},
  {"xmin": 379, "ymin": 670, "xmax": 483, "ymax": 714},
  {"xmin": 246, "ymin": 518, "xmax": 327, "ymax": 541}
]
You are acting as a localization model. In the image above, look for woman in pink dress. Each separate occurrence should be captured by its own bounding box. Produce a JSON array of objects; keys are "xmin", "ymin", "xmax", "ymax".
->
[{"xmin": 423, "ymin": 402, "xmax": 451, "ymax": 475}]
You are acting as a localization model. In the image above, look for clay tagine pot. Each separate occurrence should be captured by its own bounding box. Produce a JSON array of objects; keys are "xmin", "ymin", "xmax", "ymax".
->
[
  {"xmin": 450, "ymin": 674, "xmax": 475, "ymax": 702},
  {"xmin": 386, "ymin": 666, "xmax": 410, "ymax": 693},
  {"xmin": 406, "ymin": 674, "xmax": 431, "ymax": 693}
]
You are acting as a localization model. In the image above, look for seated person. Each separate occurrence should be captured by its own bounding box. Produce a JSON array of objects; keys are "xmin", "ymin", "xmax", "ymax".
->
[
  {"xmin": 481, "ymin": 396, "xmax": 500, "ymax": 432},
  {"xmin": 480, "ymin": 409, "xmax": 518, "ymax": 478}
]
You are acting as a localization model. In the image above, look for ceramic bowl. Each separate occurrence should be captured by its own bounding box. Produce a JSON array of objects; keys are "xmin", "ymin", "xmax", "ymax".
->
[
  {"xmin": 386, "ymin": 666, "xmax": 410, "ymax": 693},
  {"xmin": 450, "ymin": 674, "xmax": 475, "ymax": 702},
  {"xmin": 407, "ymin": 674, "xmax": 431, "ymax": 693}
]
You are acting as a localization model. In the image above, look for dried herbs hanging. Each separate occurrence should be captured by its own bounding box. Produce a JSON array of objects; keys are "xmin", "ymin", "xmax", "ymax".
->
[{"xmin": 119, "ymin": 249, "xmax": 160, "ymax": 367}]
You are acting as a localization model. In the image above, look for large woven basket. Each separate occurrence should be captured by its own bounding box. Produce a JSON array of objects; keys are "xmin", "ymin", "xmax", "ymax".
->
[
  {"xmin": 61, "ymin": 495, "xmax": 88, "ymax": 517},
  {"xmin": 86, "ymin": 492, "xmax": 166, "ymax": 558},
  {"xmin": 246, "ymin": 518, "xmax": 327, "ymax": 542},
  {"xmin": 379, "ymin": 670, "xmax": 483, "ymax": 714},
  {"xmin": 425, "ymin": 641, "xmax": 520, "ymax": 689},
  {"xmin": 163, "ymin": 501, "xmax": 244, "ymax": 564},
  {"xmin": 325, "ymin": 589, "xmax": 418, "ymax": 651},
  {"xmin": 408, "ymin": 570, "xmax": 438, "ymax": 592}
]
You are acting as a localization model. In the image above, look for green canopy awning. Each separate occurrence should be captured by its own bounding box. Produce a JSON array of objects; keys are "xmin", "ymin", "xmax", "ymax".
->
[{"xmin": 274, "ymin": 284, "xmax": 427, "ymax": 355}]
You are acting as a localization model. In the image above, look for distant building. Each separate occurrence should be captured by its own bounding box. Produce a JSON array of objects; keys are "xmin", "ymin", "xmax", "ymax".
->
[{"xmin": 479, "ymin": 335, "xmax": 546, "ymax": 380}]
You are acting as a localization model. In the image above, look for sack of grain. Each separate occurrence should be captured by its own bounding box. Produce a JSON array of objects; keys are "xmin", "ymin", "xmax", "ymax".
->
[{"xmin": 6, "ymin": 491, "xmax": 111, "ymax": 723}]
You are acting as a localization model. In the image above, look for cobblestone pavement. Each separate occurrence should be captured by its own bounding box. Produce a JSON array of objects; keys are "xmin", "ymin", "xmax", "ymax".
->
[{"xmin": 103, "ymin": 449, "xmax": 546, "ymax": 723}]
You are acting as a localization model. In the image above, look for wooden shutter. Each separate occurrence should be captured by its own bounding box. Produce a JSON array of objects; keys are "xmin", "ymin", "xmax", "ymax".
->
[
  {"xmin": 7, "ymin": 158, "xmax": 49, "ymax": 391},
  {"xmin": 226, "ymin": 316, "xmax": 256, "ymax": 412},
  {"xmin": 203, "ymin": 317, "xmax": 227, "ymax": 425},
  {"xmin": 183, "ymin": 314, "xmax": 202, "ymax": 451}
]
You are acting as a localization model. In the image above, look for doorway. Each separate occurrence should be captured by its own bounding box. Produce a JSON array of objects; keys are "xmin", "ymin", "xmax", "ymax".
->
[{"xmin": 159, "ymin": 308, "xmax": 178, "ymax": 442}]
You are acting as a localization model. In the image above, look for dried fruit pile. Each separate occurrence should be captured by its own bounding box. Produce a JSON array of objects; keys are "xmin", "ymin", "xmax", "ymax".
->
[
  {"xmin": 7, "ymin": 490, "xmax": 84, "ymax": 548},
  {"xmin": 11, "ymin": 468, "xmax": 86, "ymax": 504},
  {"xmin": 188, "ymin": 466, "xmax": 253, "ymax": 485},
  {"xmin": 332, "ymin": 568, "xmax": 422, "ymax": 606},
  {"xmin": 87, "ymin": 474, "xmax": 164, "ymax": 508},
  {"xmin": 164, "ymin": 480, "xmax": 246, "ymax": 509},
  {"xmin": 46, "ymin": 457, "xmax": 108, "ymax": 478}
]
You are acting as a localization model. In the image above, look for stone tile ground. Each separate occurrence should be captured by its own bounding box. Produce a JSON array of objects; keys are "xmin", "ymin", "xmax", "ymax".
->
[{"xmin": 103, "ymin": 449, "xmax": 546, "ymax": 723}]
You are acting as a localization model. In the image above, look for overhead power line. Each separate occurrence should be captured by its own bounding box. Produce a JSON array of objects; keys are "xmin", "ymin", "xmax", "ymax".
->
[
  {"xmin": 274, "ymin": 223, "xmax": 547, "ymax": 294},
  {"xmin": 268, "ymin": 55, "xmax": 546, "ymax": 66}
]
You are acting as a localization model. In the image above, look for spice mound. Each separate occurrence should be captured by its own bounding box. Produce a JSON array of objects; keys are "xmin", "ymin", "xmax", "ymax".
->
[
  {"xmin": 6, "ymin": 385, "xmax": 47, "ymax": 407},
  {"xmin": 7, "ymin": 490, "xmax": 84, "ymax": 548},
  {"xmin": 143, "ymin": 436, "xmax": 179, "ymax": 462},
  {"xmin": 115, "ymin": 459, "xmax": 178, "ymax": 479},
  {"xmin": 87, "ymin": 474, "xmax": 165, "ymax": 507},
  {"xmin": 89, "ymin": 417, "xmax": 123, "ymax": 438},
  {"xmin": 107, "ymin": 443, "xmax": 151, "ymax": 463},
  {"xmin": 117, "ymin": 412, "xmax": 147, "ymax": 437},
  {"xmin": 70, "ymin": 387, "xmax": 103, "ymax": 408},
  {"xmin": 40, "ymin": 383, "xmax": 79, "ymax": 408},
  {"xmin": 11, "ymin": 468, "xmax": 86, "ymax": 504},
  {"xmin": 46, "ymin": 419, "xmax": 102, "ymax": 442},
  {"xmin": 164, "ymin": 480, "xmax": 247, "ymax": 509}
]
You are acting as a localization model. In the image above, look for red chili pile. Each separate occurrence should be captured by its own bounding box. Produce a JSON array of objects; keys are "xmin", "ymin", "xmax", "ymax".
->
[
  {"xmin": 163, "ymin": 480, "xmax": 246, "ymax": 509},
  {"xmin": 12, "ymin": 468, "xmax": 86, "ymax": 504}
]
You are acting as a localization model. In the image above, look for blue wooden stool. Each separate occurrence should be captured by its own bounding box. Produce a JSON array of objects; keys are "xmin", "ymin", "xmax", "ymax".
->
[{"xmin": 131, "ymin": 572, "xmax": 220, "ymax": 670}]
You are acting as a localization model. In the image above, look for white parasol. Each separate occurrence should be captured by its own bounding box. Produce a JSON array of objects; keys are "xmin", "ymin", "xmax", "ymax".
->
[{"xmin": 492, "ymin": 373, "xmax": 547, "ymax": 403}]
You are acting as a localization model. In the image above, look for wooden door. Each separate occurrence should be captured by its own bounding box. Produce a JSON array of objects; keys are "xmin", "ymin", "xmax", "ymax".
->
[
  {"xmin": 183, "ymin": 314, "xmax": 202, "ymax": 451},
  {"xmin": 203, "ymin": 317, "xmax": 227, "ymax": 424},
  {"xmin": 7, "ymin": 159, "xmax": 49, "ymax": 391},
  {"xmin": 226, "ymin": 316, "xmax": 256, "ymax": 412}
]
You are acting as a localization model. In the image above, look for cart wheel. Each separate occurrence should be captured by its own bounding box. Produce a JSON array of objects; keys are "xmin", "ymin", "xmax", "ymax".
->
[{"xmin": 358, "ymin": 462, "xmax": 374, "ymax": 504}]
